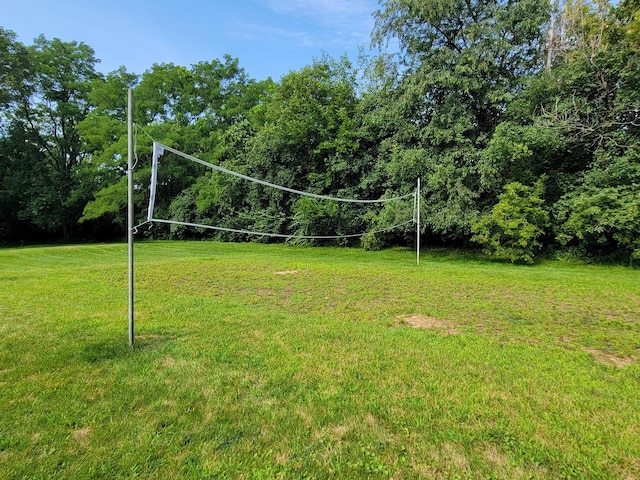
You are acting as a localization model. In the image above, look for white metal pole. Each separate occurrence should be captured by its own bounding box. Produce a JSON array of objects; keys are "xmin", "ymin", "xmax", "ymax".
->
[
  {"xmin": 416, "ymin": 177, "xmax": 421, "ymax": 266},
  {"xmin": 127, "ymin": 88, "xmax": 135, "ymax": 347}
]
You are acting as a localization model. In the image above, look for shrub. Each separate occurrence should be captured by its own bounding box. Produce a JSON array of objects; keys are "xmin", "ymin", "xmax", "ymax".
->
[{"xmin": 471, "ymin": 180, "xmax": 549, "ymax": 264}]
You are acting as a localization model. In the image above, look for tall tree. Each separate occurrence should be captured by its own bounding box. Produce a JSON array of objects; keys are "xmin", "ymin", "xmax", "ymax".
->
[
  {"xmin": 546, "ymin": 0, "xmax": 640, "ymax": 261},
  {"xmin": 179, "ymin": 56, "xmax": 368, "ymax": 243},
  {"xmin": 371, "ymin": 0, "xmax": 550, "ymax": 239},
  {"xmin": 2, "ymin": 34, "xmax": 101, "ymax": 241},
  {"xmin": 0, "ymin": 28, "xmax": 29, "ymax": 109},
  {"xmin": 0, "ymin": 28, "xmax": 30, "ymax": 242},
  {"xmin": 79, "ymin": 57, "xmax": 273, "ymax": 238}
]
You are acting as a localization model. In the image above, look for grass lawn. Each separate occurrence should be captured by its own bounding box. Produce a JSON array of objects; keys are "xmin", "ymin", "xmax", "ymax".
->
[{"xmin": 1, "ymin": 241, "xmax": 639, "ymax": 479}]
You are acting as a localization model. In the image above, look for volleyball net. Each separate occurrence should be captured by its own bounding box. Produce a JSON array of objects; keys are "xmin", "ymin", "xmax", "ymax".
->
[{"xmin": 144, "ymin": 142, "xmax": 419, "ymax": 243}]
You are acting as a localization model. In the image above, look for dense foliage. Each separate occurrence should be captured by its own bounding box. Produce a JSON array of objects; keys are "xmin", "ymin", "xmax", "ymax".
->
[{"xmin": 1, "ymin": 0, "xmax": 638, "ymax": 262}]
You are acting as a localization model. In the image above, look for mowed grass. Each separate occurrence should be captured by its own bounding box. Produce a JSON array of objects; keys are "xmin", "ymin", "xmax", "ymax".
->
[{"xmin": 1, "ymin": 242, "xmax": 639, "ymax": 479}]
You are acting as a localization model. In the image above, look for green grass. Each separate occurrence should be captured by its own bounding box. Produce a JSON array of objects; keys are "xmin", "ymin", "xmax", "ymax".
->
[{"xmin": 1, "ymin": 241, "xmax": 639, "ymax": 479}]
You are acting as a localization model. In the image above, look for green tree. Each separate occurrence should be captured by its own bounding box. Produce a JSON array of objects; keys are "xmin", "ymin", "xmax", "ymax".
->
[
  {"xmin": 0, "ymin": 27, "xmax": 31, "ymax": 242},
  {"xmin": 188, "ymin": 56, "xmax": 367, "ymax": 243},
  {"xmin": 371, "ymin": 0, "xmax": 551, "ymax": 240},
  {"xmin": 517, "ymin": 0, "xmax": 640, "ymax": 260},
  {"xmin": 0, "ymin": 28, "xmax": 29, "ymax": 109},
  {"xmin": 79, "ymin": 57, "xmax": 272, "ymax": 238},
  {"xmin": 1, "ymin": 32, "xmax": 100, "ymax": 241},
  {"xmin": 555, "ymin": 151, "xmax": 640, "ymax": 263},
  {"xmin": 471, "ymin": 180, "xmax": 550, "ymax": 263},
  {"xmin": 478, "ymin": 119, "xmax": 568, "ymax": 202},
  {"xmin": 0, "ymin": 124, "xmax": 47, "ymax": 242},
  {"xmin": 75, "ymin": 67, "xmax": 138, "ymax": 234}
]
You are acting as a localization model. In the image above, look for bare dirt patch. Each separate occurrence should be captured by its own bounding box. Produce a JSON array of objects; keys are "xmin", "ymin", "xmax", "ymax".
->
[
  {"xmin": 400, "ymin": 315, "xmax": 459, "ymax": 334},
  {"xmin": 161, "ymin": 356, "xmax": 189, "ymax": 368},
  {"xmin": 274, "ymin": 451, "xmax": 290, "ymax": 465},
  {"xmin": 274, "ymin": 270, "xmax": 299, "ymax": 275},
  {"xmin": 483, "ymin": 444, "xmax": 508, "ymax": 471},
  {"xmin": 73, "ymin": 426, "xmax": 93, "ymax": 447},
  {"xmin": 582, "ymin": 347, "xmax": 636, "ymax": 368}
]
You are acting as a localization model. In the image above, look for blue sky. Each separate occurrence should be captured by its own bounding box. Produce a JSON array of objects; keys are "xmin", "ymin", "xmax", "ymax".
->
[{"xmin": 3, "ymin": 0, "xmax": 386, "ymax": 81}]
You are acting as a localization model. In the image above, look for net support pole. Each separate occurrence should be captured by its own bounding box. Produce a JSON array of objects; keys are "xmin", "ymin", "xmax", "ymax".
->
[
  {"xmin": 416, "ymin": 178, "xmax": 421, "ymax": 266},
  {"xmin": 127, "ymin": 88, "xmax": 135, "ymax": 347}
]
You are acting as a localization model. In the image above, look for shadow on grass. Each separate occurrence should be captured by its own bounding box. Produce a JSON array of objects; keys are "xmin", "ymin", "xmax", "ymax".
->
[{"xmin": 82, "ymin": 334, "xmax": 175, "ymax": 363}]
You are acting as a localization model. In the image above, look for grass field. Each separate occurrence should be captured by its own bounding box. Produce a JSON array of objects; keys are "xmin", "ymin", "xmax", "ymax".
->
[{"xmin": 1, "ymin": 241, "xmax": 639, "ymax": 479}]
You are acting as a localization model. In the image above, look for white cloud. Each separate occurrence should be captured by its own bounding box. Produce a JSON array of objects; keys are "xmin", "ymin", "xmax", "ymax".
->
[
  {"xmin": 258, "ymin": 0, "xmax": 377, "ymax": 47},
  {"xmin": 233, "ymin": 22, "xmax": 319, "ymax": 47}
]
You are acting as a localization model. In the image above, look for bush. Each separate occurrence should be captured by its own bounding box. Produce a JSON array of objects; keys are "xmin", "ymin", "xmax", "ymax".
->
[
  {"xmin": 555, "ymin": 155, "xmax": 640, "ymax": 265},
  {"xmin": 471, "ymin": 180, "xmax": 549, "ymax": 264}
]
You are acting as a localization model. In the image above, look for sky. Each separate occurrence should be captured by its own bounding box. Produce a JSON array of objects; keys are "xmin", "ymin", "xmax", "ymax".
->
[{"xmin": 2, "ymin": 0, "xmax": 387, "ymax": 81}]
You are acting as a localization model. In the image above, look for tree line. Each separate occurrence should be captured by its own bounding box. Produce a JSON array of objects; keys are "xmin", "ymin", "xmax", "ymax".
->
[{"xmin": 1, "ymin": 0, "xmax": 638, "ymax": 263}]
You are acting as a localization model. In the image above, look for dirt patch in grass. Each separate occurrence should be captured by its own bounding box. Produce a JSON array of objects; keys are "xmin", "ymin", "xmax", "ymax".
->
[
  {"xmin": 483, "ymin": 444, "xmax": 508, "ymax": 470},
  {"xmin": 583, "ymin": 347, "xmax": 636, "ymax": 368},
  {"xmin": 274, "ymin": 451, "xmax": 290, "ymax": 465},
  {"xmin": 73, "ymin": 426, "xmax": 93, "ymax": 448},
  {"xmin": 274, "ymin": 270, "xmax": 299, "ymax": 275},
  {"xmin": 161, "ymin": 356, "xmax": 190, "ymax": 368},
  {"xmin": 400, "ymin": 315, "xmax": 459, "ymax": 334}
]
